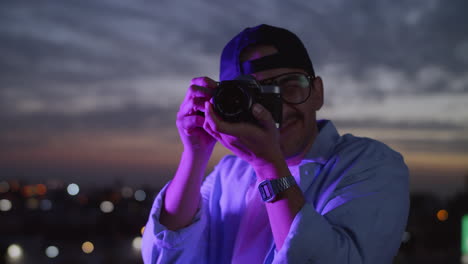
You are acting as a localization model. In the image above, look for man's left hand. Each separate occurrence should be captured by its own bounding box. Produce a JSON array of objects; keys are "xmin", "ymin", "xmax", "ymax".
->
[{"xmin": 203, "ymin": 101, "xmax": 284, "ymax": 171}]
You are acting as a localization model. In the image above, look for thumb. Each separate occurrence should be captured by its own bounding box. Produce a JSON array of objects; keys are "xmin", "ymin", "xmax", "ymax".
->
[{"xmin": 252, "ymin": 103, "xmax": 276, "ymax": 128}]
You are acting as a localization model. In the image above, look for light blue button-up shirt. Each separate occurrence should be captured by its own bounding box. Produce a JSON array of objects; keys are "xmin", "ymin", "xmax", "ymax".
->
[{"xmin": 142, "ymin": 120, "xmax": 410, "ymax": 263}]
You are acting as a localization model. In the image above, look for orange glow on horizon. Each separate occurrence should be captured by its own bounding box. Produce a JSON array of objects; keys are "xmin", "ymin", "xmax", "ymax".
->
[
  {"xmin": 0, "ymin": 128, "xmax": 466, "ymax": 195},
  {"xmin": 0, "ymin": 129, "xmax": 233, "ymax": 173}
]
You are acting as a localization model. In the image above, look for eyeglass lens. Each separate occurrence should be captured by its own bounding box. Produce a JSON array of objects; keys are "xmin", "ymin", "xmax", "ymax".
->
[{"xmin": 275, "ymin": 74, "xmax": 311, "ymax": 104}]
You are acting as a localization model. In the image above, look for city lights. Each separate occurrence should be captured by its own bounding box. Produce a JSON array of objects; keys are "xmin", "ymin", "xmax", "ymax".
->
[
  {"xmin": 463, "ymin": 255, "xmax": 468, "ymax": 264},
  {"xmin": 462, "ymin": 215, "xmax": 468, "ymax": 263},
  {"xmin": 82, "ymin": 241, "xmax": 94, "ymax": 254},
  {"xmin": 36, "ymin": 184, "xmax": 47, "ymax": 196},
  {"xmin": 0, "ymin": 199, "xmax": 12, "ymax": 212},
  {"xmin": 26, "ymin": 198, "xmax": 39, "ymax": 210},
  {"xmin": 45, "ymin": 245, "xmax": 59, "ymax": 258},
  {"xmin": 100, "ymin": 201, "xmax": 114, "ymax": 213},
  {"xmin": 121, "ymin": 186, "xmax": 133, "ymax": 198},
  {"xmin": 21, "ymin": 185, "xmax": 34, "ymax": 197},
  {"xmin": 7, "ymin": 244, "xmax": 23, "ymax": 260},
  {"xmin": 40, "ymin": 199, "xmax": 53, "ymax": 211},
  {"xmin": 132, "ymin": 236, "xmax": 142, "ymax": 251},
  {"xmin": 67, "ymin": 183, "xmax": 80, "ymax": 196},
  {"xmin": 437, "ymin": 209, "xmax": 449, "ymax": 222},
  {"xmin": 8, "ymin": 180, "xmax": 20, "ymax": 192},
  {"xmin": 4, "ymin": 177, "xmax": 463, "ymax": 263},
  {"xmin": 0, "ymin": 181, "xmax": 10, "ymax": 193},
  {"xmin": 134, "ymin": 190, "xmax": 146, "ymax": 202}
]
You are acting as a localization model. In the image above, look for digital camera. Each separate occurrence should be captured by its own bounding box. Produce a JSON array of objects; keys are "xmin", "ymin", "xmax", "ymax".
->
[{"xmin": 213, "ymin": 75, "xmax": 282, "ymax": 128}]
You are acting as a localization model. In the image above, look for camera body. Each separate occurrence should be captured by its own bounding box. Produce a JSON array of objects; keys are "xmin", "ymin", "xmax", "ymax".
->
[{"xmin": 213, "ymin": 75, "xmax": 282, "ymax": 128}]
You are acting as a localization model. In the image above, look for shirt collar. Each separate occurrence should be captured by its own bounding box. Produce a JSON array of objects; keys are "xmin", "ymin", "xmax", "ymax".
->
[{"xmin": 302, "ymin": 119, "xmax": 340, "ymax": 165}]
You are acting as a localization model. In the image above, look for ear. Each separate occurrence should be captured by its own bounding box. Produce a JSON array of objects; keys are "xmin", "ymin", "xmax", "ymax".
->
[{"xmin": 311, "ymin": 76, "xmax": 324, "ymax": 111}]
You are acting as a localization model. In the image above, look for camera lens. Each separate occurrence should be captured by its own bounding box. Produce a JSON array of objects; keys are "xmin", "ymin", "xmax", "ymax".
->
[{"xmin": 215, "ymin": 84, "xmax": 250, "ymax": 116}]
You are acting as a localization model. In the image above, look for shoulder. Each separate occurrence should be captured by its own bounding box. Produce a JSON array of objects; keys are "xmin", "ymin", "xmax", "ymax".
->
[
  {"xmin": 335, "ymin": 133, "xmax": 404, "ymax": 164},
  {"xmin": 330, "ymin": 133, "xmax": 408, "ymax": 187}
]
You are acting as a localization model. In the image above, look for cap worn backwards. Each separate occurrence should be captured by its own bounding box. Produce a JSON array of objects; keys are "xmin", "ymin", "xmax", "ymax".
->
[{"xmin": 219, "ymin": 24, "xmax": 315, "ymax": 81}]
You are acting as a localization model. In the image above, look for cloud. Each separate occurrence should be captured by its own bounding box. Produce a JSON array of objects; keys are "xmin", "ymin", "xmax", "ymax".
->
[
  {"xmin": 0, "ymin": 0, "xmax": 466, "ymax": 144},
  {"xmin": 322, "ymin": 92, "xmax": 468, "ymax": 124}
]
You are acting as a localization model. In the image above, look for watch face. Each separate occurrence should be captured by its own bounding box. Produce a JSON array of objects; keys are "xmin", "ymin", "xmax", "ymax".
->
[{"xmin": 258, "ymin": 180, "xmax": 275, "ymax": 202}]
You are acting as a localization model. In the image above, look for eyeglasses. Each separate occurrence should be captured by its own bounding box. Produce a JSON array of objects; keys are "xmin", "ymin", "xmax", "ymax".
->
[{"xmin": 258, "ymin": 72, "xmax": 314, "ymax": 104}]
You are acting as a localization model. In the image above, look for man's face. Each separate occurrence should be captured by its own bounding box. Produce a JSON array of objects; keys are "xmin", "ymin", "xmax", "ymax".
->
[{"xmin": 240, "ymin": 45, "xmax": 324, "ymax": 164}]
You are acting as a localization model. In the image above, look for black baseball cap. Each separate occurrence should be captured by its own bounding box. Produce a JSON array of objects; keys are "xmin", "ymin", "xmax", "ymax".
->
[{"xmin": 219, "ymin": 24, "xmax": 315, "ymax": 81}]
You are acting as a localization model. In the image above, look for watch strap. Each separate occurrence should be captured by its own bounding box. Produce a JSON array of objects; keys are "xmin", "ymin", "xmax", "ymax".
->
[
  {"xmin": 273, "ymin": 175, "xmax": 296, "ymax": 194},
  {"xmin": 258, "ymin": 175, "xmax": 297, "ymax": 202}
]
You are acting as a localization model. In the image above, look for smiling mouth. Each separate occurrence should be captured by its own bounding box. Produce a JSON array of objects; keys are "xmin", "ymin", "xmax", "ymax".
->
[{"xmin": 280, "ymin": 119, "xmax": 297, "ymax": 133}]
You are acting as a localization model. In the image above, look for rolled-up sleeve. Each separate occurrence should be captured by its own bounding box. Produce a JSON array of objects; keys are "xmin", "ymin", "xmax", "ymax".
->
[
  {"xmin": 273, "ymin": 148, "xmax": 410, "ymax": 264},
  {"xmin": 141, "ymin": 168, "xmax": 218, "ymax": 264}
]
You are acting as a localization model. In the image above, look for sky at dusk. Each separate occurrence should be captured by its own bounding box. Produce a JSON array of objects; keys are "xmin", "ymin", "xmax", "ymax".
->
[{"xmin": 1, "ymin": 0, "xmax": 467, "ymax": 198}]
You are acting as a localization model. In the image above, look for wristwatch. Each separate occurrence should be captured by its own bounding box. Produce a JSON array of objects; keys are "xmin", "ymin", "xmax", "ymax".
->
[{"xmin": 258, "ymin": 175, "xmax": 297, "ymax": 202}]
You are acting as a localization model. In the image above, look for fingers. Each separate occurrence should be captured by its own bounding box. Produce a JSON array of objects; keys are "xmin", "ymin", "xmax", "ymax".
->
[
  {"xmin": 203, "ymin": 119, "xmax": 251, "ymax": 158},
  {"xmin": 251, "ymin": 103, "xmax": 276, "ymax": 130},
  {"xmin": 187, "ymin": 84, "xmax": 214, "ymax": 99},
  {"xmin": 203, "ymin": 102, "xmax": 223, "ymax": 141},
  {"xmin": 178, "ymin": 97, "xmax": 208, "ymax": 117},
  {"xmin": 191, "ymin": 77, "xmax": 218, "ymax": 90},
  {"xmin": 204, "ymin": 101, "xmax": 229, "ymax": 134},
  {"xmin": 176, "ymin": 114, "xmax": 205, "ymax": 136},
  {"xmin": 179, "ymin": 77, "xmax": 218, "ymax": 118},
  {"xmin": 202, "ymin": 117, "xmax": 221, "ymax": 142},
  {"xmin": 184, "ymin": 77, "xmax": 217, "ymax": 102},
  {"xmin": 177, "ymin": 115, "xmax": 205, "ymax": 130}
]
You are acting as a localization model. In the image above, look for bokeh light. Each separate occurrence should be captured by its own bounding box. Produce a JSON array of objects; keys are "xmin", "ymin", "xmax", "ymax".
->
[
  {"xmin": 82, "ymin": 241, "xmax": 94, "ymax": 254},
  {"xmin": 36, "ymin": 184, "xmax": 47, "ymax": 196},
  {"xmin": 40, "ymin": 199, "xmax": 53, "ymax": 211},
  {"xmin": 121, "ymin": 186, "xmax": 133, "ymax": 198},
  {"xmin": 134, "ymin": 190, "xmax": 146, "ymax": 202},
  {"xmin": 0, "ymin": 181, "xmax": 10, "ymax": 193},
  {"xmin": 140, "ymin": 226, "xmax": 145, "ymax": 236},
  {"xmin": 8, "ymin": 181, "xmax": 20, "ymax": 192},
  {"xmin": 7, "ymin": 244, "xmax": 23, "ymax": 260},
  {"xmin": 462, "ymin": 254, "xmax": 468, "ymax": 264},
  {"xmin": 437, "ymin": 209, "xmax": 449, "ymax": 222},
  {"xmin": 100, "ymin": 201, "xmax": 114, "ymax": 213},
  {"xmin": 0, "ymin": 199, "xmax": 12, "ymax": 212},
  {"xmin": 21, "ymin": 185, "xmax": 34, "ymax": 197},
  {"xmin": 26, "ymin": 198, "xmax": 39, "ymax": 210},
  {"xmin": 45, "ymin": 245, "xmax": 59, "ymax": 258},
  {"xmin": 67, "ymin": 183, "xmax": 80, "ymax": 196},
  {"xmin": 132, "ymin": 237, "xmax": 142, "ymax": 250}
]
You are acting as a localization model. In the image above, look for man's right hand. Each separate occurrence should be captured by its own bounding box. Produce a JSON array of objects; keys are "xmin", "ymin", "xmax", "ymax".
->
[{"xmin": 176, "ymin": 77, "xmax": 218, "ymax": 155}]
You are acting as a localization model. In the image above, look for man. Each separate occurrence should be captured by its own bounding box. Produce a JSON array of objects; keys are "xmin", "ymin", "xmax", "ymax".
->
[{"xmin": 142, "ymin": 24, "xmax": 409, "ymax": 264}]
